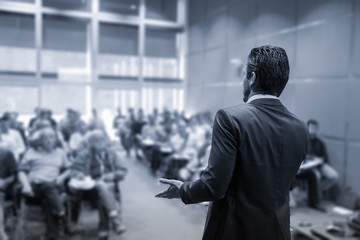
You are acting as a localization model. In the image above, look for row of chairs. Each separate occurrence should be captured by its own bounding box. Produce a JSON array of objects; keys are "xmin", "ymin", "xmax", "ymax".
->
[{"xmin": 4, "ymin": 180, "xmax": 122, "ymax": 240}]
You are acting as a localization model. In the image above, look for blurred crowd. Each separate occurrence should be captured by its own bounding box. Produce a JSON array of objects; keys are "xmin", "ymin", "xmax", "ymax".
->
[
  {"xmin": 0, "ymin": 106, "xmax": 214, "ymax": 240},
  {"xmin": 0, "ymin": 107, "xmax": 127, "ymax": 240},
  {"xmin": 113, "ymin": 108, "xmax": 213, "ymax": 182},
  {"xmin": 0, "ymin": 105, "xmax": 341, "ymax": 240}
]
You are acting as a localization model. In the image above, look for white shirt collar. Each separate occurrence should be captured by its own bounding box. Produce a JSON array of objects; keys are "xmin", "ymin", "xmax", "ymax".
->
[{"xmin": 246, "ymin": 94, "xmax": 279, "ymax": 104}]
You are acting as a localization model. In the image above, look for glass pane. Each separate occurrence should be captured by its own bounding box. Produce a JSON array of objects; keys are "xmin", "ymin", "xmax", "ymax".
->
[
  {"xmin": 141, "ymin": 87, "xmax": 183, "ymax": 113},
  {"xmin": 144, "ymin": 28, "xmax": 179, "ymax": 80},
  {"xmin": 0, "ymin": 86, "xmax": 38, "ymax": 114},
  {"xmin": 93, "ymin": 88, "xmax": 120, "ymax": 138},
  {"xmin": 41, "ymin": 84, "xmax": 87, "ymax": 114},
  {"xmin": 43, "ymin": 0, "xmax": 91, "ymax": 11},
  {"xmin": 100, "ymin": 0, "xmax": 139, "ymax": 16},
  {"xmin": 42, "ymin": 16, "xmax": 89, "ymax": 81},
  {"xmin": 0, "ymin": 13, "xmax": 36, "ymax": 75},
  {"xmin": 4, "ymin": 0, "xmax": 34, "ymax": 3},
  {"xmin": 94, "ymin": 89, "xmax": 116, "ymax": 111},
  {"xmin": 146, "ymin": 0, "xmax": 177, "ymax": 22},
  {"xmin": 98, "ymin": 23, "xmax": 139, "ymax": 80},
  {"xmin": 117, "ymin": 89, "xmax": 139, "ymax": 111}
]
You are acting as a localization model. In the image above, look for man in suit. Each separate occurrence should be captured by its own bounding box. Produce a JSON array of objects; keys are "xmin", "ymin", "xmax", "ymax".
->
[{"xmin": 156, "ymin": 45, "xmax": 309, "ymax": 240}]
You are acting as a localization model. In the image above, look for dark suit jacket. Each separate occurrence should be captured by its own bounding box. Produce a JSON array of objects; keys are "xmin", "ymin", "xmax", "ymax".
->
[{"xmin": 180, "ymin": 98, "xmax": 309, "ymax": 240}]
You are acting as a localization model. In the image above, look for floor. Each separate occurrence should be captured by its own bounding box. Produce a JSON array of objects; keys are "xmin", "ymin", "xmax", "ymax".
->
[{"xmin": 110, "ymin": 153, "xmax": 207, "ymax": 240}]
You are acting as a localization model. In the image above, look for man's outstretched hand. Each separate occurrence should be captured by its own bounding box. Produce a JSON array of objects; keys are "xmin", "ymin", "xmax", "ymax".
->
[{"xmin": 155, "ymin": 178, "xmax": 184, "ymax": 199}]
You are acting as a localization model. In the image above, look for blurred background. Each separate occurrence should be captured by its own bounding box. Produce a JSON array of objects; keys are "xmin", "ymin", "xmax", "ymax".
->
[{"xmin": 0, "ymin": 0, "xmax": 359, "ymax": 240}]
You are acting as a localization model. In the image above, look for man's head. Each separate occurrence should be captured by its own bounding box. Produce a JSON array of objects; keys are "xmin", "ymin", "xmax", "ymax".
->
[
  {"xmin": 33, "ymin": 119, "xmax": 52, "ymax": 131},
  {"xmin": 117, "ymin": 107, "xmax": 122, "ymax": 115},
  {"xmin": 0, "ymin": 115, "xmax": 10, "ymax": 133},
  {"xmin": 34, "ymin": 107, "xmax": 41, "ymax": 117},
  {"xmin": 242, "ymin": 45, "xmax": 290, "ymax": 102},
  {"xmin": 92, "ymin": 108, "xmax": 97, "ymax": 117},
  {"xmin": 78, "ymin": 121, "xmax": 88, "ymax": 134},
  {"xmin": 307, "ymin": 119, "xmax": 319, "ymax": 139},
  {"xmin": 43, "ymin": 109, "xmax": 52, "ymax": 119},
  {"xmin": 85, "ymin": 130, "xmax": 109, "ymax": 151},
  {"xmin": 36, "ymin": 127, "xmax": 57, "ymax": 152}
]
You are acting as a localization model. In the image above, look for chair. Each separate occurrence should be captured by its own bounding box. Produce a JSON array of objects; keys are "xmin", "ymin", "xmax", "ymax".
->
[
  {"xmin": 14, "ymin": 192, "xmax": 72, "ymax": 240},
  {"xmin": 3, "ymin": 199, "xmax": 17, "ymax": 239}
]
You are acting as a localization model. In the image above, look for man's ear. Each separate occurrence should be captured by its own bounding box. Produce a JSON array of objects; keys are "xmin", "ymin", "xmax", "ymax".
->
[{"xmin": 249, "ymin": 72, "xmax": 256, "ymax": 87}]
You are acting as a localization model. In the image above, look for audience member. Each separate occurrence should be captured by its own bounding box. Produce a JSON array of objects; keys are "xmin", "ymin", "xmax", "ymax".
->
[
  {"xmin": 119, "ymin": 108, "xmax": 136, "ymax": 157},
  {"xmin": 0, "ymin": 115, "xmax": 26, "ymax": 162},
  {"xmin": 179, "ymin": 130, "xmax": 212, "ymax": 182},
  {"xmin": 59, "ymin": 109, "xmax": 84, "ymax": 143},
  {"xmin": 296, "ymin": 119, "xmax": 339, "ymax": 209},
  {"xmin": 71, "ymin": 130, "xmax": 127, "ymax": 239},
  {"xmin": 69, "ymin": 121, "xmax": 88, "ymax": 152},
  {"xmin": 28, "ymin": 107, "xmax": 41, "ymax": 129},
  {"xmin": 88, "ymin": 109, "xmax": 106, "ymax": 132},
  {"xmin": 43, "ymin": 109, "xmax": 57, "ymax": 130},
  {"xmin": 140, "ymin": 115, "xmax": 160, "ymax": 142},
  {"xmin": 113, "ymin": 108, "xmax": 125, "ymax": 130},
  {"xmin": 18, "ymin": 128, "xmax": 71, "ymax": 240},
  {"xmin": 0, "ymin": 148, "xmax": 17, "ymax": 240},
  {"xmin": 3, "ymin": 111, "xmax": 27, "ymax": 146}
]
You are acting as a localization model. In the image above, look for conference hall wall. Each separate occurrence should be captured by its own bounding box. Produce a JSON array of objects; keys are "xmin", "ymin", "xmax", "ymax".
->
[{"xmin": 185, "ymin": 0, "xmax": 360, "ymax": 198}]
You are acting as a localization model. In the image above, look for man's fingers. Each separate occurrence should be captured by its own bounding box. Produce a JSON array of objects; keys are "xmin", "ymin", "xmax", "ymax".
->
[
  {"xmin": 159, "ymin": 178, "xmax": 177, "ymax": 185},
  {"xmin": 155, "ymin": 189, "xmax": 169, "ymax": 198}
]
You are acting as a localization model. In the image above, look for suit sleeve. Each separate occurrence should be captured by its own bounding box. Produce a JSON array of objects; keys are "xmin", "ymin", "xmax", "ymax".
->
[{"xmin": 180, "ymin": 109, "xmax": 237, "ymax": 204}]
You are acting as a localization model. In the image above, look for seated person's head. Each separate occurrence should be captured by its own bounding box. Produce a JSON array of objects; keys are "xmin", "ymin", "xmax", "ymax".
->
[
  {"xmin": 0, "ymin": 115, "xmax": 11, "ymax": 133},
  {"xmin": 33, "ymin": 127, "xmax": 57, "ymax": 152},
  {"xmin": 33, "ymin": 118, "xmax": 51, "ymax": 130},
  {"xmin": 242, "ymin": 45, "xmax": 290, "ymax": 102},
  {"xmin": 44, "ymin": 109, "xmax": 52, "ymax": 119},
  {"xmin": 307, "ymin": 119, "xmax": 319, "ymax": 139},
  {"xmin": 188, "ymin": 117, "xmax": 198, "ymax": 128},
  {"xmin": 77, "ymin": 121, "xmax": 88, "ymax": 135},
  {"xmin": 85, "ymin": 130, "xmax": 109, "ymax": 151},
  {"xmin": 177, "ymin": 122, "xmax": 187, "ymax": 137}
]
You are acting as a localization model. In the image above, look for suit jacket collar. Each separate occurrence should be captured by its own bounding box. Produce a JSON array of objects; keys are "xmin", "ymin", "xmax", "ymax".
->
[{"xmin": 248, "ymin": 98, "xmax": 283, "ymax": 106}]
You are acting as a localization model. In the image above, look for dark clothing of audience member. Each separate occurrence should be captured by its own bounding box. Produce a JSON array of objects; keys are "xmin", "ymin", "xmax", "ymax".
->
[
  {"xmin": 0, "ymin": 148, "xmax": 17, "ymax": 193},
  {"xmin": 308, "ymin": 137, "xmax": 328, "ymax": 163},
  {"xmin": 0, "ymin": 148, "xmax": 17, "ymax": 240},
  {"xmin": 113, "ymin": 109, "xmax": 125, "ymax": 130},
  {"xmin": 297, "ymin": 119, "xmax": 339, "ymax": 209}
]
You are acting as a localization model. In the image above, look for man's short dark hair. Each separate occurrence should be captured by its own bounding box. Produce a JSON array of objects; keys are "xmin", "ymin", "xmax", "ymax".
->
[
  {"xmin": 307, "ymin": 119, "xmax": 319, "ymax": 126},
  {"xmin": 246, "ymin": 45, "xmax": 290, "ymax": 96}
]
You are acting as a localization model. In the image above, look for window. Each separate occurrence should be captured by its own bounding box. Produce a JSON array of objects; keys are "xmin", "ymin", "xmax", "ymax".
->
[
  {"xmin": 142, "ymin": 87, "xmax": 183, "ymax": 113},
  {"xmin": 144, "ymin": 27, "xmax": 180, "ymax": 81},
  {"xmin": 42, "ymin": 16, "xmax": 89, "ymax": 81},
  {"xmin": 0, "ymin": 12, "xmax": 35, "ymax": 75},
  {"xmin": 100, "ymin": 0, "xmax": 139, "ymax": 16},
  {"xmin": 41, "ymin": 84, "xmax": 87, "ymax": 114},
  {"xmin": 146, "ymin": 0, "xmax": 177, "ymax": 22},
  {"xmin": 43, "ymin": 0, "xmax": 91, "ymax": 11},
  {"xmin": 98, "ymin": 23, "xmax": 139, "ymax": 80},
  {"xmin": 5, "ymin": 0, "xmax": 34, "ymax": 3},
  {"xmin": 0, "ymin": 86, "xmax": 38, "ymax": 114}
]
